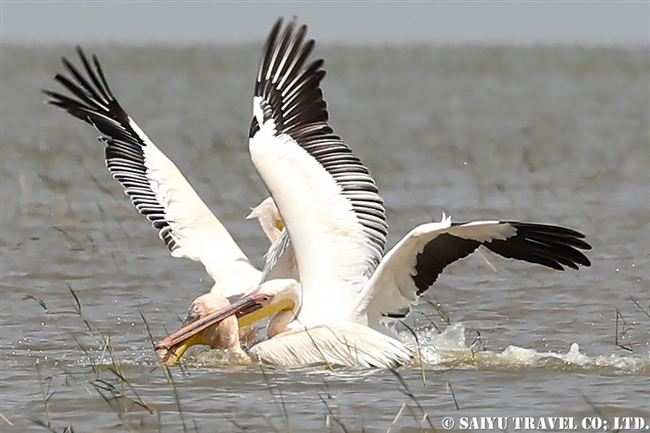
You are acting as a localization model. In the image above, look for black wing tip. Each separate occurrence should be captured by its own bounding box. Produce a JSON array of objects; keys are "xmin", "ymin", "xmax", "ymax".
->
[
  {"xmin": 42, "ymin": 88, "xmax": 58, "ymax": 100},
  {"xmin": 253, "ymin": 16, "xmax": 329, "ymax": 136},
  {"xmin": 271, "ymin": 16, "xmax": 286, "ymax": 35},
  {"xmin": 449, "ymin": 219, "xmax": 592, "ymax": 271},
  {"xmin": 508, "ymin": 220, "xmax": 588, "ymax": 238},
  {"xmin": 510, "ymin": 221, "xmax": 593, "ymax": 249},
  {"xmin": 264, "ymin": 16, "xmax": 319, "ymax": 69},
  {"xmin": 504, "ymin": 221, "xmax": 593, "ymax": 270},
  {"xmin": 272, "ymin": 15, "xmax": 302, "ymax": 33},
  {"xmin": 45, "ymin": 46, "xmax": 135, "ymax": 135},
  {"xmin": 48, "ymin": 47, "xmax": 108, "ymax": 101}
]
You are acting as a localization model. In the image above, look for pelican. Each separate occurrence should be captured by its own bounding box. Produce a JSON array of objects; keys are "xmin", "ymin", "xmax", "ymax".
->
[
  {"xmin": 177, "ymin": 293, "xmax": 250, "ymax": 362},
  {"xmin": 157, "ymin": 18, "xmax": 591, "ymax": 368},
  {"xmin": 43, "ymin": 48, "xmax": 292, "ymax": 359}
]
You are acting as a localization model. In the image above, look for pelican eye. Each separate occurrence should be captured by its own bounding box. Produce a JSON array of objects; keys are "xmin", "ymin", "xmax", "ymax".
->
[
  {"xmin": 190, "ymin": 303, "xmax": 203, "ymax": 316},
  {"xmin": 183, "ymin": 303, "xmax": 205, "ymax": 325}
]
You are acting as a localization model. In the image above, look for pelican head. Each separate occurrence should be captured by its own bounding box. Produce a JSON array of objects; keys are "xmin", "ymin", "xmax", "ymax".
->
[
  {"xmin": 246, "ymin": 197, "xmax": 284, "ymax": 243},
  {"xmin": 156, "ymin": 279, "xmax": 301, "ymax": 364},
  {"xmin": 156, "ymin": 292, "xmax": 248, "ymax": 365},
  {"xmin": 238, "ymin": 279, "xmax": 301, "ymax": 338}
]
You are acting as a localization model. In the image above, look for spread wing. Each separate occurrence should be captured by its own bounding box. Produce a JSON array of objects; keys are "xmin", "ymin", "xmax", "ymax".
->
[
  {"xmin": 352, "ymin": 215, "xmax": 591, "ymax": 326},
  {"xmin": 248, "ymin": 18, "xmax": 388, "ymax": 324},
  {"xmin": 44, "ymin": 47, "xmax": 260, "ymax": 291}
]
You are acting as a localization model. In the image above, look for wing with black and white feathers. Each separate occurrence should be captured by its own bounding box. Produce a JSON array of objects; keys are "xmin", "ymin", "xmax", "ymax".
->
[
  {"xmin": 44, "ymin": 48, "xmax": 259, "ymax": 289},
  {"xmin": 248, "ymin": 18, "xmax": 388, "ymax": 322},
  {"xmin": 352, "ymin": 215, "xmax": 591, "ymax": 326}
]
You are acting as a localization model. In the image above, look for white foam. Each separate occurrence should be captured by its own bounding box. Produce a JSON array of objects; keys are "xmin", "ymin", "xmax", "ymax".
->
[{"xmin": 401, "ymin": 322, "xmax": 650, "ymax": 373}]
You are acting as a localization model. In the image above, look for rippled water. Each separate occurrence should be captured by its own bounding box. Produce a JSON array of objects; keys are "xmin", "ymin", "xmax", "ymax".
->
[{"xmin": 1, "ymin": 44, "xmax": 649, "ymax": 432}]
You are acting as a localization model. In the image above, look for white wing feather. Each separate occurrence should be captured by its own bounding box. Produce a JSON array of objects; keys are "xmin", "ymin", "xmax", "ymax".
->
[{"xmin": 250, "ymin": 131, "xmax": 370, "ymax": 322}]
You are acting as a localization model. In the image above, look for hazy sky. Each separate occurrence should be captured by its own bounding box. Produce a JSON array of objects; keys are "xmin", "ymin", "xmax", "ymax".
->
[{"xmin": 2, "ymin": 1, "xmax": 648, "ymax": 46}]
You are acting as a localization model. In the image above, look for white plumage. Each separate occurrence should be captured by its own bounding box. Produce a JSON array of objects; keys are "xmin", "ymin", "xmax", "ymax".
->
[
  {"xmin": 182, "ymin": 17, "xmax": 591, "ymax": 368},
  {"xmin": 47, "ymin": 23, "xmax": 592, "ymax": 369}
]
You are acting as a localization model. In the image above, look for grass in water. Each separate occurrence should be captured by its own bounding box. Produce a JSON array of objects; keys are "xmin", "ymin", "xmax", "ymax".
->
[
  {"xmin": 25, "ymin": 285, "xmax": 646, "ymax": 432},
  {"xmin": 26, "ymin": 287, "xmax": 197, "ymax": 433}
]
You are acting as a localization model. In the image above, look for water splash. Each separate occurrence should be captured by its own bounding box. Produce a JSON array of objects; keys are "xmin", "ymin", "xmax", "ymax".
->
[{"xmin": 402, "ymin": 322, "xmax": 650, "ymax": 373}]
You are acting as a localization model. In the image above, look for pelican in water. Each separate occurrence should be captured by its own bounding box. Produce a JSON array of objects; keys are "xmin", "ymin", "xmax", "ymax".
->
[
  {"xmin": 157, "ymin": 18, "xmax": 592, "ymax": 368},
  {"xmin": 43, "ymin": 47, "xmax": 295, "ymax": 361}
]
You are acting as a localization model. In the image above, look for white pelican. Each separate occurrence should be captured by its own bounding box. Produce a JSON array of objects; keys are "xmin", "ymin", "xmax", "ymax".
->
[
  {"xmin": 157, "ymin": 18, "xmax": 591, "ymax": 368},
  {"xmin": 43, "ymin": 48, "xmax": 292, "ymax": 360}
]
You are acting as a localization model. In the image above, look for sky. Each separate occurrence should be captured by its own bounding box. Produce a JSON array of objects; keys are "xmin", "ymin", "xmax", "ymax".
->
[{"xmin": 1, "ymin": 1, "xmax": 648, "ymax": 47}]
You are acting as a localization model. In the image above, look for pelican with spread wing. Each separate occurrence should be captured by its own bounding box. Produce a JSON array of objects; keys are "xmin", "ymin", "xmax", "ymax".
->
[
  {"xmin": 157, "ymin": 18, "xmax": 591, "ymax": 368},
  {"xmin": 44, "ymin": 48, "xmax": 294, "ymax": 361}
]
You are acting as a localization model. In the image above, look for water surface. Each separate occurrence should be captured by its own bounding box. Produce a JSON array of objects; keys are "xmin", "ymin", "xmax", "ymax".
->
[{"xmin": 1, "ymin": 44, "xmax": 649, "ymax": 432}]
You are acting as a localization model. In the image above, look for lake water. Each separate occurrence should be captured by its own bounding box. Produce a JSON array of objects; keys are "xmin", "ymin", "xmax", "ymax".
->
[{"xmin": 1, "ymin": 44, "xmax": 649, "ymax": 432}]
